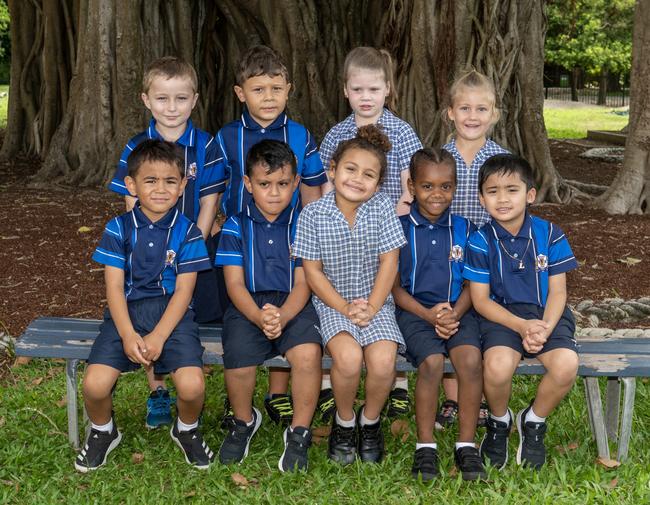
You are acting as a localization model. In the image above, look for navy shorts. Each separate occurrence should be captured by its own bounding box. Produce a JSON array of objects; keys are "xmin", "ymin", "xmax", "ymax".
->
[
  {"xmin": 222, "ymin": 291, "xmax": 322, "ymax": 369},
  {"xmin": 398, "ymin": 307, "xmax": 482, "ymax": 368},
  {"xmin": 480, "ymin": 303, "xmax": 577, "ymax": 359},
  {"xmin": 193, "ymin": 231, "xmax": 230, "ymax": 324},
  {"xmin": 88, "ymin": 296, "xmax": 204, "ymax": 374}
]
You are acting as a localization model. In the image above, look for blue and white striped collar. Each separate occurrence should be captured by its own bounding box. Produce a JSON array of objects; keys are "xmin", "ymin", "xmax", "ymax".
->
[
  {"xmin": 486, "ymin": 212, "xmax": 532, "ymax": 240},
  {"xmin": 146, "ymin": 118, "xmax": 196, "ymax": 147},
  {"xmin": 245, "ymin": 201, "xmax": 295, "ymax": 226},
  {"xmin": 339, "ymin": 108, "xmax": 399, "ymax": 134},
  {"xmin": 131, "ymin": 203, "xmax": 179, "ymax": 230},
  {"xmin": 408, "ymin": 203, "xmax": 451, "ymax": 228},
  {"xmin": 241, "ymin": 108, "xmax": 288, "ymax": 131}
]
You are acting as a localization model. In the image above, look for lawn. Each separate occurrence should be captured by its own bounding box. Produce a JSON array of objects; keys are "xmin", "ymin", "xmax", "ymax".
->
[
  {"xmin": 1, "ymin": 359, "xmax": 649, "ymax": 504},
  {"xmin": 0, "ymin": 84, "xmax": 8, "ymax": 129},
  {"xmin": 543, "ymin": 106, "xmax": 629, "ymax": 139}
]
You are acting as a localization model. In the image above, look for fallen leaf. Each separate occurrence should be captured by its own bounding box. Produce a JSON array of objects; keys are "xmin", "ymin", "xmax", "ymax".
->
[
  {"xmin": 312, "ymin": 425, "xmax": 331, "ymax": 437},
  {"xmin": 596, "ymin": 457, "xmax": 621, "ymax": 469},
  {"xmin": 12, "ymin": 356, "xmax": 31, "ymax": 367},
  {"xmin": 31, "ymin": 377, "xmax": 43, "ymax": 386},
  {"xmin": 231, "ymin": 472, "xmax": 249, "ymax": 487},
  {"xmin": 312, "ymin": 436, "xmax": 325, "ymax": 445},
  {"xmin": 617, "ymin": 256, "xmax": 642, "ymax": 266},
  {"xmin": 390, "ymin": 419, "xmax": 409, "ymax": 439},
  {"xmin": 567, "ymin": 441, "xmax": 579, "ymax": 451},
  {"xmin": 184, "ymin": 491, "xmax": 197, "ymax": 498},
  {"xmin": 608, "ymin": 477, "xmax": 618, "ymax": 488},
  {"xmin": 448, "ymin": 465, "xmax": 458, "ymax": 477},
  {"xmin": 56, "ymin": 396, "xmax": 68, "ymax": 408},
  {"xmin": 131, "ymin": 452, "xmax": 144, "ymax": 464},
  {"xmin": 77, "ymin": 226, "xmax": 92, "ymax": 233}
]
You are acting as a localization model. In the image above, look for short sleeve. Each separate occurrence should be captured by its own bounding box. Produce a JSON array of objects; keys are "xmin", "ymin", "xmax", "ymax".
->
[
  {"xmin": 108, "ymin": 142, "xmax": 137, "ymax": 196},
  {"xmin": 377, "ymin": 195, "xmax": 407, "ymax": 254},
  {"xmin": 547, "ymin": 223, "xmax": 578, "ymax": 276},
  {"xmin": 300, "ymin": 130, "xmax": 327, "ymax": 187},
  {"xmin": 319, "ymin": 128, "xmax": 338, "ymax": 172},
  {"xmin": 176, "ymin": 224, "xmax": 211, "ymax": 274},
  {"xmin": 293, "ymin": 205, "xmax": 321, "ymax": 261},
  {"xmin": 463, "ymin": 230, "xmax": 491, "ymax": 283},
  {"xmin": 215, "ymin": 217, "xmax": 244, "ymax": 267},
  {"xmin": 92, "ymin": 218, "xmax": 127, "ymax": 269},
  {"xmin": 199, "ymin": 134, "xmax": 227, "ymax": 198},
  {"xmin": 396, "ymin": 124, "xmax": 423, "ymax": 172}
]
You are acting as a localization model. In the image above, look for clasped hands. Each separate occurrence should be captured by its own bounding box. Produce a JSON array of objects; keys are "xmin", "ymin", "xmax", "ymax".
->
[
  {"xmin": 123, "ymin": 332, "xmax": 166, "ymax": 367},
  {"xmin": 519, "ymin": 319, "xmax": 550, "ymax": 354}
]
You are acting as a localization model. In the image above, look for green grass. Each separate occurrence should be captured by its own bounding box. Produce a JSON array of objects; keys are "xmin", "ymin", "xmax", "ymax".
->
[
  {"xmin": 543, "ymin": 106, "xmax": 629, "ymax": 139},
  {"xmin": 0, "ymin": 84, "xmax": 8, "ymax": 129},
  {"xmin": 2, "ymin": 360, "xmax": 650, "ymax": 504}
]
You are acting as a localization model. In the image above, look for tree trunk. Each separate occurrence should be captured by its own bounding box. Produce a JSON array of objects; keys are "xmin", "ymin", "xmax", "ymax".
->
[
  {"xmin": 570, "ymin": 67, "xmax": 579, "ymax": 102},
  {"xmin": 598, "ymin": 0, "xmax": 650, "ymax": 214},
  {"xmin": 597, "ymin": 68, "xmax": 608, "ymax": 106}
]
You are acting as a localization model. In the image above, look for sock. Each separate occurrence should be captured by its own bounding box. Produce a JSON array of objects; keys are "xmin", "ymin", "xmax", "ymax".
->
[
  {"xmin": 91, "ymin": 419, "xmax": 113, "ymax": 433},
  {"xmin": 525, "ymin": 406, "xmax": 546, "ymax": 424},
  {"xmin": 416, "ymin": 442, "xmax": 437, "ymax": 450},
  {"xmin": 359, "ymin": 408, "xmax": 379, "ymax": 427},
  {"xmin": 455, "ymin": 442, "xmax": 475, "ymax": 450},
  {"xmin": 394, "ymin": 377, "xmax": 408, "ymax": 390},
  {"xmin": 176, "ymin": 417, "xmax": 198, "ymax": 432},
  {"xmin": 491, "ymin": 411, "xmax": 511, "ymax": 424},
  {"xmin": 245, "ymin": 414, "xmax": 256, "ymax": 427},
  {"xmin": 335, "ymin": 411, "xmax": 356, "ymax": 428},
  {"xmin": 321, "ymin": 377, "xmax": 332, "ymax": 390}
]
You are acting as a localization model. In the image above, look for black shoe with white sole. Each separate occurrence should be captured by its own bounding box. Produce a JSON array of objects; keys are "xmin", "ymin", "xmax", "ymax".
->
[
  {"xmin": 74, "ymin": 423, "xmax": 122, "ymax": 473},
  {"xmin": 218, "ymin": 407, "xmax": 262, "ymax": 464},
  {"xmin": 170, "ymin": 419, "xmax": 214, "ymax": 469},
  {"xmin": 278, "ymin": 426, "xmax": 312, "ymax": 472},
  {"xmin": 480, "ymin": 409, "xmax": 513, "ymax": 470},
  {"xmin": 516, "ymin": 405, "xmax": 547, "ymax": 470}
]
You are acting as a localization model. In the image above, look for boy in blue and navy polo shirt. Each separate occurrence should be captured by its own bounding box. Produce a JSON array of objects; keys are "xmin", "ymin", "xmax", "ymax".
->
[
  {"xmin": 215, "ymin": 140, "xmax": 322, "ymax": 473},
  {"xmin": 76, "ymin": 140, "xmax": 214, "ymax": 473},
  {"xmin": 464, "ymin": 154, "xmax": 579, "ymax": 470},
  {"xmin": 109, "ymin": 56, "xmax": 227, "ymax": 428},
  {"xmin": 392, "ymin": 148, "xmax": 485, "ymax": 482},
  {"xmin": 217, "ymin": 45, "xmax": 327, "ymax": 425}
]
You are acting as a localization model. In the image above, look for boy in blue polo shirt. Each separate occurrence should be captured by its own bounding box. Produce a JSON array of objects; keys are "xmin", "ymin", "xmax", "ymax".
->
[
  {"xmin": 464, "ymin": 154, "xmax": 579, "ymax": 470},
  {"xmin": 109, "ymin": 56, "xmax": 226, "ymax": 429},
  {"xmin": 76, "ymin": 140, "xmax": 214, "ymax": 472},
  {"xmin": 215, "ymin": 140, "xmax": 322, "ymax": 472},
  {"xmin": 217, "ymin": 45, "xmax": 327, "ymax": 425}
]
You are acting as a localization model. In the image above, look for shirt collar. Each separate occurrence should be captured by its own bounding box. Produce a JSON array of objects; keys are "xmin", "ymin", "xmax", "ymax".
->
[
  {"xmin": 131, "ymin": 203, "xmax": 179, "ymax": 229},
  {"xmin": 488, "ymin": 212, "xmax": 532, "ymax": 240},
  {"xmin": 241, "ymin": 107, "xmax": 288, "ymax": 131},
  {"xmin": 246, "ymin": 201, "xmax": 295, "ymax": 226},
  {"xmin": 147, "ymin": 118, "xmax": 195, "ymax": 147},
  {"xmin": 342, "ymin": 108, "xmax": 393, "ymax": 133},
  {"xmin": 408, "ymin": 203, "xmax": 451, "ymax": 228}
]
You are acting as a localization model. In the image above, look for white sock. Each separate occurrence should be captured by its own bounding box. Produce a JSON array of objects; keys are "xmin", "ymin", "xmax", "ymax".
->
[
  {"xmin": 455, "ymin": 442, "xmax": 475, "ymax": 450},
  {"xmin": 394, "ymin": 377, "xmax": 408, "ymax": 390},
  {"xmin": 335, "ymin": 411, "xmax": 356, "ymax": 428},
  {"xmin": 321, "ymin": 377, "xmax": 332, "ymax": 390},
  {"xmin": 416, "ymin": 442, "xmax": 437, "ymax": 450},
  {"xmin": 491, "ymin": 411, "xmax": 511, "ymax": 424},
  {"xmin": 91, "ymin": 419, "xmax": 113, "ymax": 433},
  {"xmin": 359, "ymin": 408, "xmax": 379, "ymax": 427},
  {"xmin": 176, "ymin": 417, "xmax": 199, "ymax": 432},
  {"xmin": 525, "ymin": 406, "xmax": 546, "ymax": 424}
]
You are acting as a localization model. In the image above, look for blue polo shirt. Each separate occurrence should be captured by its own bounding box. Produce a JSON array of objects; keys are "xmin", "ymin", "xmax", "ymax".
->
[
  {"xmin": 398, "ymin": 205, "xmax": 475, "ymax": 306},
  {"xmin": 216, "ymin": 108, "xmax": 327, "ymax": 218},
  {"xmin": 214, "ymin": 202, "xmax": 300, "ymax": 294},
  {"xmin": 463, "ymin": 213, "xmax": 578, "ymax": 307},
  {"xmin": 109, "ymin": 119, "xmax": 226, "ymax": 222},
  {"xmin": 92, "ymin": 204, "xmax": 212, "ymax": 301}
]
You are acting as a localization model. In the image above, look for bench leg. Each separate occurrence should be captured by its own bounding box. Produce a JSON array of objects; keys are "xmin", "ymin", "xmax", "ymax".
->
[
  {"xmin": 66, "ymin": 359, "xmax": 80, "ymax": 450},
  {"xmin": 584, "ymin": 377, "xmax": 610, "ymax": 459},
  {"xmin": 617, "ymin": 378, "xmax": 636, "ymax": 462},
  {"xmin": 605, "ymin": 377, "xmax": 620, "ymax": 442},
  {"xmin": 584, "ymin": 383, "xmax": 595, "ymax": 440}
]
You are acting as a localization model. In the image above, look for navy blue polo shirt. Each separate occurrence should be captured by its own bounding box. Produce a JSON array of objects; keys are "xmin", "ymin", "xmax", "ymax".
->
[
  {"xmin": 109, "ymin": 119, "xmax": 226, "ymax": 222},
  {"xmin": 398, "ymin": 204, "xmax": 475, "ymax": 306},
  {"xmin": 92, "ymin": 204, "xmax": 212, "ymax": 301},
  {"xmin": 463, "ymin": 213, "xmax": 578, "ymax": 306},
  {"xmin": 214, "ymin": 202, "xmax": 301, "ymax": 293},
  {"xmin": 216, "ymin": 108, "xmax": 327, "ymax": 218}
]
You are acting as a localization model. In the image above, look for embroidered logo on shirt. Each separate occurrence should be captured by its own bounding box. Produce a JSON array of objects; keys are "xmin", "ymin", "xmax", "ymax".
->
[
  {"xmin": 186, "ymin": 162, "xmax": 197, "ymax": 180},
  {"xmin": 449, "ymin": 245, "xmax": 464, "ymax": 262},
  {"xmin": 165, "ymin": 249, "xmax": 177, "ymax": 267},
  {"xmin": 535, "ymin": 254, "xmax": 548, "ymax": 272}
]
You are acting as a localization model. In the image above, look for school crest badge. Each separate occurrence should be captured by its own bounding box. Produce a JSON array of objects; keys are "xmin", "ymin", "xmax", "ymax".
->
[
  {"xmin": 165, "ymin": 249, "xmax": 176, "ymax": 267},
  {"xmin": 187, "ymin": 162, "xmax": 197, "ymax": 180},
  {"xmin": 535, "ymin": 253, "xmax": 548, "ymax": 272},
  {"xmin": 449, "ymin": 244, "xmax": 464, "ymax": 262}
]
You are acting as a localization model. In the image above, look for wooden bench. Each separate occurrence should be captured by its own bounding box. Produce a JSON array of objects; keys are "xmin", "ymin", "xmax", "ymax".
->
[{"xmin": 15, "ymin": 316, "xmax": 647, "ymax": 462}]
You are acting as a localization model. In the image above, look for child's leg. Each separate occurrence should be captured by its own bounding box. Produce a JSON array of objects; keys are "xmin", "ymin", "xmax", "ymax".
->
[
  {"xmin": 146, "ymin": 368, "xmax": 166, "ymax": 391},
  {"xmin": 326, "ymin": 332, "xmax": 363, "ymax": 421},
  {"xmin": 533, "ymin": 348, "xmax": 578, "ymax": 416},
  {"xmin": 83, "ymin": 364, "xmax": 121, "ymax": 423},
  {"xmin": 448, "ymin": 345, "xmax": 483, "ymax": 442},
  {"xmin": 268, "ymin": 368, "xmax": 290, "ymax": 395},
  {"xmin": 363, "ymin": 340, "xmax": 398, "ymax": 419},
  {"xmin": 285, "ymin": 343, "xmax": 321, "ymax": 428},
  {"xmin": 170, "ymin": 366, "xmax": 205, "ymax": 424},
  {"xmin": 442, "ymin": 374, "xmax": 458, "ymax": 401},
  {"xmin": 224, "ymin": 366, "xmax": 258, "ymax": 423},
  {"xmin": 482, "ymin": 346, "xmax": 520, "ymax": 416},
  {"xmin": 415, "ymin": 354, "xmax": 444, "ymax": 443}
]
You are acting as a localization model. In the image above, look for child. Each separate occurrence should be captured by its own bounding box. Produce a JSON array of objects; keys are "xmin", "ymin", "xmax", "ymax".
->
[
  {"xmin": 464, "ymin": 154, "xmax": 579, "ymax": 470},
  {"xmin": 293, "ymin": 125, "xmax": 406, "ymax": 465},
  {"xmin": 392, "ymin": 148, "xmax": 485, "ymax": 481},
  {"xmin": 319, "ymin": 46, "xmax": 423, "ymax": 418},
  {"xmin": 217, "ymin": 45, "xmax": 328, "ymax": 426},
  {"xmin": 108, "ymin": 56, "xmax": 226, "ymax": 429},
  {"xmin": 437, "ymin": 69, "xmax": 509, "ymax": 428},
  {"xmin": 215, "ymin": 140, "xmax": 322, "ymax": 472},
  {"xmin": 76, "ymin": 140, "xmax": 214, "ymax": 472}
]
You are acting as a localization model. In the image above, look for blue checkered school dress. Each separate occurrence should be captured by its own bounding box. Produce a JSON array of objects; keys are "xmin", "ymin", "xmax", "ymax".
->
[{"xmin": 293, "ymin": 191, "xmax": 407, "ymax": 349}]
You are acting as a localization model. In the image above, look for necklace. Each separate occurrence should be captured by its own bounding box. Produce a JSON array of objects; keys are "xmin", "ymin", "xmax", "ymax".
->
[{"xmin": 499, "ymin": 238, "xmax": 531, "ymax": 270}]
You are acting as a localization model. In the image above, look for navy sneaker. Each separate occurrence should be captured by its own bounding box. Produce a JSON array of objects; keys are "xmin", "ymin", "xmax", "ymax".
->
[
  {"xmin": 516, "ymin": 405, "xmax": 547, "ymax": 469},
  {"xmin": 386, "ymin": 388, "xmax": 410, "ymax": 418},
  {"xmin": 264, "ymin": 393, "xmax": 294, "ymax": 425},
  {"xmin": 317, "ymin": 388, "xmax": 336, "ymax": 423},
  {"xmin": 218, "ymin": 407, "xmax": 262, "ymax": 464},
  {"xmin": 455, "ymin": 446, "xmax": 487, "ymax": 481},
  {"xmin": 411, "ymin": 447, "xmax": 439, "ymax": 482},
  {"xmin": 74, "ymin": 422, "xmax": 122, "ymax": 473},
  {"xmin": 480, "ymin": 409, "xmax": 513, "ymax": 470},
  {"xmin": 170, "ymin": 419, "xmax": 214, "ymax": 469},
  {"xmin": 278, "ymin": 426, "xmax": 312, "ymax": 472},
  {"xmin": 146, "ymin": 386, "xmax": 175, "ymax": 429},
  {"xmin": 221, "ymin": 397, "xmax": 234, "ymax": 429}
]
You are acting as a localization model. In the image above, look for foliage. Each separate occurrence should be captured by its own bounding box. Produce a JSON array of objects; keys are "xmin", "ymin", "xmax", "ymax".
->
[
  {"xmin": 0, "ymin": 0, "xmax": 8, "ymax": 60},
  {"xmin": 545, "ymin": 0, "xmax": 634, "ymax": 78},
  {"xmin": 544, "ymin": 105, "xmax": 629, "ymax": 139},
  {"xmin": 0, "ymin": 84, "xmax": 8, "ymax": 128}
]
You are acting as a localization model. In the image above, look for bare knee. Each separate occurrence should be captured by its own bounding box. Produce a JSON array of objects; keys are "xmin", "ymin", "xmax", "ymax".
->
[
  {"xmin": 483, "ymin": 353, "xmax": 516, "ymax": 386},
  {"xmin": 548, "ymin": 353, "xmax": 578, "ymax": 388},
  {"xmin": 174, "ymin": 368, "xmax": 205, "ymax": 402},
  {"xmin": 82, "ymin": 368, "xmax": 116, "ymax": 401},
  {"xmin": 287, "ymin": 344, "xmax": 322, "ymax": 374},
  {"xmin": 451, "ymin": 347, "xmax": 483, "ymax": 382},
  {"xmin": 418, "ymin": 354, "xmax": 444, "ymax": 383},
  {"xmin": 366, "ymin": 353, "xmax": 397, "ymax": 382},
  {"xmin": 332, "ymin": 346, "xmax": 363, "ymax": 378}
]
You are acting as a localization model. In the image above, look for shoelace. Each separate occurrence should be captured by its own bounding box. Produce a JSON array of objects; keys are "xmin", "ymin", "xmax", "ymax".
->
[
  {"xmin": 150, "ymin": 395, "xmax": 172, "ymax": 416},
  {"xmin": 390, "ymin": 398, "xmax": 409, "ymax": 410},
  {"xmin": 269, "ymin": 397, "xmax": 293, "ymax": 416},
  {"xmin": 319, "ymin": 397, "xmax": 335, "ymax": 412},
  {"xmin": 334, "ymin": 424, "xmax": 356, "ymax": 444}
]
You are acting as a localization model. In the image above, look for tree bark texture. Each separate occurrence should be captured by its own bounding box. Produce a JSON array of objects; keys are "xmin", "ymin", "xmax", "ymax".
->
[
  {"xmin": 598, "ymin": 0, "xmax": 650, "ymax": 215},
  {"xmin": 4, "ymin": 0, "xmax": 567, "ymax": 203}
]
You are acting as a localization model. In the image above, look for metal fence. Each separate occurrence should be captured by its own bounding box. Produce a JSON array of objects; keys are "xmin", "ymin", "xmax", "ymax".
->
[{"xmin": 544, "ymin": 87, "xmax": 628, "ymax": 107}]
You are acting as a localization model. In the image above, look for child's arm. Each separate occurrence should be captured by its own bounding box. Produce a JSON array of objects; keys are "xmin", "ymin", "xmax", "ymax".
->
[
  {"xmin": 435, "ymin": 286, "xmax": 473, "ymax": 338},
  {"xmin": 299, "ymin": 184, "xmax": 323, "ymax": 206},
  {"xmin": 302, "ymin": 259, "xmax": 351, "ymax": 315},
  {"xmin": 364, "ymin": 249, "xmax": 400, "ymax": 320},
  {"xmin": 262, "ymin": 267, "xmax": 312, "ymax": 339},
  {"xmin": 196, "ymin": 194, "xmax": 219, "ymax": 239},
  {"xmin": 392, "ymin": 275, "xmax": 438, "ymax": 324},
  {"xmin": 105, "ymin": 266, "xmax": 149, "ymax": 366},
  {"xmin": 396, "ymin": 170, "xmax": 412, "ymax": 216},
  {"xmin": 534, "ymin": 273, "xmax": 568, "ymax": 342},
  {"xmin": 222, "ymin": 265, "xmax": 267, "ymax": 331}
]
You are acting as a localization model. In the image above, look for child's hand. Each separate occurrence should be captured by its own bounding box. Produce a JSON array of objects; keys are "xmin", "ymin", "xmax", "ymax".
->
[
  {"xmin": 523, "ymin": 335, "xmax": 543, "ymax": 354},
  {"xmin": 261, "ymin": 304, "xmax": 283, "ymax": 340},
  {"xmin": 122, "ymin": 332, "xmax": 150, "ymax": 366},
  {"xmin": 142, "ymin": 332, "xmax": 166, "ymax": 362},
  {"xmin": 518, "ymin": 319, "xmax": 549, "ymax": 341},
  {"xmin": 348, "ymin": 299, "xmax": 376, "ymax": 327}
]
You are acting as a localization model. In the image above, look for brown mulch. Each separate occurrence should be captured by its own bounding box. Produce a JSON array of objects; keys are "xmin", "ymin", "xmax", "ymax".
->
[{"xmin": 0, "ymin": 139, "xmax": 649, "ymax": 340}]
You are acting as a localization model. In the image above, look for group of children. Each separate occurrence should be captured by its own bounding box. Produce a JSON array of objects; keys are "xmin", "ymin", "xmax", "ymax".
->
[{"xmin": 75, "ymin": 44, "xmax": 579, "ymax": 481}]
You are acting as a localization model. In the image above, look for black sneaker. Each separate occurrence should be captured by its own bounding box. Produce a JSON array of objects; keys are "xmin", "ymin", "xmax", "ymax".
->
[
  {"xmin": 74, "ymin": 423, "xmax": 122, "ymax": 473},
  {"xmin": 455, "ymin": 446, "xmax": 487, "ymax": 481},
  {"xmin": 516, "ymin": 405, "xmax": 547, "ymax": 469},
  {"xmin": 435, "ymin": 399, "xmax": 458, "ymax": 430},
  {"xmin": 220, "ymin": 397, "xmax": 234, "ymax": 429},
  {"xmin": 264, "ymin": 393, "xmax": 294, "ymax": 425},
  {"xmin": 328, "ymin": 415, "xmax": 357, "ymax": 465},
  {"xmin": 278, "ymin": 426, "xmax": 312, "ymax": 472},
  {"xmin": 218, "ymin": 407, "xmax": 262, "ymax": 464},
  {"xmin": 386, "ymin": 387, "xmax": 410, "ymax": 418},
  {"xmin": 358, "ymin": 417, "xmax": 384, "ymax": 463},
  {"xmin": 480, "ymin": 409, "xmax": 513, "ymax": 470},
  {"xmin": 477, "ymin": 401, "xmax": 489, "ymax": 428},
  {"xmin": 170, "ymin": 420, "xmax": 214, "ymax": 469},
  {"xmin": 411, "ymin": 447, "xmax": 439, "ymax": 482},
  {"xmin": 317, "ymin": 388, "xmax": 336, "ymax": 423}
]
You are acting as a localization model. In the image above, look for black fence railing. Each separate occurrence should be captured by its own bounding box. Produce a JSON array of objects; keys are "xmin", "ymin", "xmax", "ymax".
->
[{"xmin": 544, "ymin": 87, "xmax": 628, "ymax": 107}]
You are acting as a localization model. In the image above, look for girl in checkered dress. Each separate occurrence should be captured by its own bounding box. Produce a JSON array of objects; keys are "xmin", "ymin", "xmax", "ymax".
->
[{"xmin": 293, "ymin": 125, "xmax": 407, "ymax": 465}]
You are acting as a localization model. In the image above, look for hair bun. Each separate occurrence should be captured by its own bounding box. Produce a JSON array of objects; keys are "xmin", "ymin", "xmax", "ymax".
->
[{"xmin": 356, "ymin": 124, "xmax": 391, "ymax": 153}]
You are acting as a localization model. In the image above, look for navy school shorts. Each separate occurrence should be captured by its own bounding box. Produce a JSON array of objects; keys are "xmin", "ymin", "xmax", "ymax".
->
[
  {"xmin": 193, "ymin": 231, "xmax": 230, "ymax": 324},
  {"xmin": 87, "ymin": 295, "xmax": 204, "ymax": 374},
  {"xmin": 222, "ymin": 291, "xmax": 322, "ymax": 369},
  {"xmin": 479, "ymin": 303, "xmax": 577, "ymax": 359},
  {"xmin": 397, "ymin": 307, "xmax": 482, "ymax": 368}
]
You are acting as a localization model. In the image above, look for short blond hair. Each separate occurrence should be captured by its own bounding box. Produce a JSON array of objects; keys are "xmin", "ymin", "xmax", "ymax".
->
[{"xmin": 142, "ymin": 56, "xmax": 198, "ymax": 94}]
